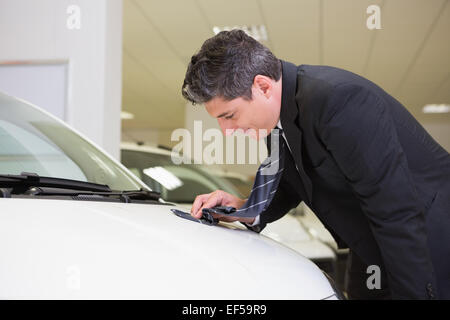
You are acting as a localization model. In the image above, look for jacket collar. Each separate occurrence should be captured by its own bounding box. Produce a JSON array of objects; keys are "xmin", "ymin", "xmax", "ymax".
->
[
  {"xmin": 279, "ymin": 60, "xmax": 300, "ymax": 129},
  {"xmin": 279, "ymin": 60, "xmax": 313, "ymax": 204}
]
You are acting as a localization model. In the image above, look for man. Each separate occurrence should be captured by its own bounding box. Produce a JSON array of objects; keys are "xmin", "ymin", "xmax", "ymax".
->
[{"xmin": 181, "ymin": 30, "xmax": 450, "ymax": 299}]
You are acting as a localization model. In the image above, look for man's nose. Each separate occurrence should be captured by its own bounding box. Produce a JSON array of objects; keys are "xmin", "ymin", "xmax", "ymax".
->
[{"xmin": 218, "ymin": 118, "xmax": 238, "ymax": 136}]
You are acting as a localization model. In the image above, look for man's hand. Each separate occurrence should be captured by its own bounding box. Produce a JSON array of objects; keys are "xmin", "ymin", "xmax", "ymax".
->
[{"xmin": 190, "ymin": 190, "xmax": 255, "ymax": 224}]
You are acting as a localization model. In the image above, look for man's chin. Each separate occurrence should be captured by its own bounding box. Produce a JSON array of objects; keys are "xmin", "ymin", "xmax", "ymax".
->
[{"xmin": 246, "ymin": 129, "xmax": 268, "ymax": 140}]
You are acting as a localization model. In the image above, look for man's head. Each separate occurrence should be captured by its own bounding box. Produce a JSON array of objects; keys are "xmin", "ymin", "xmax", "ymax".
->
[{"xmin": 182, "ymin": 30, "xmax": 283, "ymax": 139}]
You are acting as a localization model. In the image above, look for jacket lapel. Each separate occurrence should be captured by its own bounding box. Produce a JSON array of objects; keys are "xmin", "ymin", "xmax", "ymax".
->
[{"xmin": 279, "ymin": 60, "xmax": 313, "ymax": 205}]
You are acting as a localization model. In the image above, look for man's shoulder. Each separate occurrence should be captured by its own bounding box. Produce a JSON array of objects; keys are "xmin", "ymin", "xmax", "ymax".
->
[
  {"xmin": 294, "ymin": 64, "xmax": 386, "ymax": 110},
  {"xmin": 292, "ymin": 64, "xmax": 386, "ymax": 126},
  {"xmin": 297, "ymin": 64, "xmax": 371, "ymax": 90},
  {"xmin": 282, "ymin": 61, "xmax": 369, "ymax": 99}
]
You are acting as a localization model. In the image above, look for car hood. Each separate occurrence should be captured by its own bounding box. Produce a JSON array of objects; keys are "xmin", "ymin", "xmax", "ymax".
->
[
  {"xmin": 175, "ymin": 204, "xmax": 336, "ymax": 261},
  {"xmin": 0, "ymin": 198, "xmax": 336, "ymax": 299}
]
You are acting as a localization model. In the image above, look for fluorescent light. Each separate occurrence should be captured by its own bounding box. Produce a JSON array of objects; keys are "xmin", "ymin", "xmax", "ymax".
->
[
  {"xmin": 422, "ymin": 104, "xmax": 450, "ymax": 114},
  {"xmin": 213, "ymin": 25, "xmax": 268, "ymax": 42},
  {"xmin": 143, "ymin": 166, "xmax": 183, "ymax": 191},
  {"xmin": 121, "ymin": 111, "xmax": 134, "ymax": 120}
]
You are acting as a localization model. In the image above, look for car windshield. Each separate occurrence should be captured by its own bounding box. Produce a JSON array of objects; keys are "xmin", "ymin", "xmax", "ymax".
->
[
  {"xmin": 0, "ymin": 93, "xmax": 144, "ymax": 191},
  {"xmin": 121, "ymin": 149, "xmax": 240, "ymax": 203}
]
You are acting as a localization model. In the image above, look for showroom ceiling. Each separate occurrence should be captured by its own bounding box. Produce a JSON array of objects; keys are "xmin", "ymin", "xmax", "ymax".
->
[{"xmin": 122, "ymin": 0, "xmax": 450, "ymax": 133}]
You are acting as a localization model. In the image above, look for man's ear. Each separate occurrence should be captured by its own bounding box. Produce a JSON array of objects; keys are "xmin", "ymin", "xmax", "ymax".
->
[{"xmin": 253, "ymin": 75, "xmax": 272, "ymax": 98}]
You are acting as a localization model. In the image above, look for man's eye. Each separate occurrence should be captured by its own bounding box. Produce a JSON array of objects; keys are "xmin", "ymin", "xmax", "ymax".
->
[{"xmin": 225, "ymin": 113, "xmax": 234, "ymax": 120}]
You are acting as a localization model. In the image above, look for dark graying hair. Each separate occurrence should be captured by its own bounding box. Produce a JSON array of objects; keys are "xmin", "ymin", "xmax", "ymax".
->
[{"xmin": 182, "ymin": 29, "xmax": 281, "ymax": 105}]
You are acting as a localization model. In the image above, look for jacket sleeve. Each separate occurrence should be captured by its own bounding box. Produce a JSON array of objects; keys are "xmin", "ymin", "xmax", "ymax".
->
[{"xmin": 319, "ymin": 84, "xmax": 437, "ymax": 299}]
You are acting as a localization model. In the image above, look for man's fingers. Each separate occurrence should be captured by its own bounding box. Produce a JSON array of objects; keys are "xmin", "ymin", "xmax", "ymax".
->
[
  {"xmin": 190, "ymin": 191, "xmax": 252, "ymax": 224},
  {"xmin": 191, "ymin": 193, "xmax": 211, "ymax": 217},
  {"xmin": 195, "ymin": 191, "xmax": 224, "ymax": 218}
]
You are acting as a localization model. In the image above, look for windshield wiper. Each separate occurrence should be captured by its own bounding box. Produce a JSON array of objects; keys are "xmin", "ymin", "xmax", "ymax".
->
[
  {"xmin": 23, "ymin": 186, "xmax": 161, "ymax": 202},
  {"xmin": 0, "ymin": 172, "xmax": 161, "ymax": 202},
  {"xmin": 0, "ymin": 172, "xmax": 111, "ymax": 193}
]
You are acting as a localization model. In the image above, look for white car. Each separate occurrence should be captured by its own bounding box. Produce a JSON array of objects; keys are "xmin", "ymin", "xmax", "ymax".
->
[
  {"xmin": 120, "ymin": 144, "xmax": 337, "ymax": 274},
  {"xmin": 0, "ymin": 92, "xmax": 343, "ymax": 299}
]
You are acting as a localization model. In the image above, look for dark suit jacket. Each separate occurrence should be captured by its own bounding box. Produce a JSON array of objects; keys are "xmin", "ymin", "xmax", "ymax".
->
[{"xmin": 253, "ymin": 60, "xmax": 450, "ymax": 299}]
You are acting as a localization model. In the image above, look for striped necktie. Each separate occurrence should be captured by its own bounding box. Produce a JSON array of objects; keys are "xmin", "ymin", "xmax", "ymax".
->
[{"xmin": 203, "ymin": 128, "xmax": 286, "ymax": 218}]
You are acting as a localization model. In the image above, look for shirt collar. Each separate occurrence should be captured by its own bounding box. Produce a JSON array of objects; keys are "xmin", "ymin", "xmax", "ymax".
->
[{"xmin": 276, "ymin": 119, "xmax": 283, "ymax": 130}]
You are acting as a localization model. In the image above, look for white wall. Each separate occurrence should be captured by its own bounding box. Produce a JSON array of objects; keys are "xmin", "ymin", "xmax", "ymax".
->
[
  {"xmin": 0, "ymin": 0, "xmax": 122, "ymax": 159},
  {"xmin": 0, "ymin": 63, "xmax": 68, "ymax": 120}
]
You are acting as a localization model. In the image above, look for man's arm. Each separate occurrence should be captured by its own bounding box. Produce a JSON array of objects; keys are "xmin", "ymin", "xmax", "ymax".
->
[{"xmin": 319, "ymin": 84, "xmax": 436, "ymax": 299}]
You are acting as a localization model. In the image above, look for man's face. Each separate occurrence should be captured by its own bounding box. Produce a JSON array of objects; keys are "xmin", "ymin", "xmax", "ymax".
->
[{"xmin": 204, "ymin": 76, "xmax": 281, "ymax": 140}]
